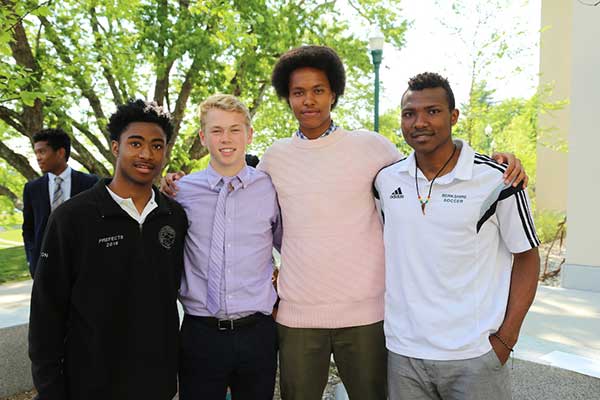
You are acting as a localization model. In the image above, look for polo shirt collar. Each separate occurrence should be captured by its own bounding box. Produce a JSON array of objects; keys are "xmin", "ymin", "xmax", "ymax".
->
[
  {"xmin": 206, "ymin": 163, "xmax": 250, "ymax": 191},
  {"xmin": 397, "ymin": 139, "xmax": 475, "ymax": 183}
]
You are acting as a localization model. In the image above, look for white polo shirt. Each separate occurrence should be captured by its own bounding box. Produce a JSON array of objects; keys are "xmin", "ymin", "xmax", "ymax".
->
[{"xmin": 374, "ymin": 139, "xmax": 539, "ymax": 361}]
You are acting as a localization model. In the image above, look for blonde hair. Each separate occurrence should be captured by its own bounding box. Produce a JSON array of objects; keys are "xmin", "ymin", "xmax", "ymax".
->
[{"xmin": 198, "ymin": 94, "xmax": 251, "ymax": 131}]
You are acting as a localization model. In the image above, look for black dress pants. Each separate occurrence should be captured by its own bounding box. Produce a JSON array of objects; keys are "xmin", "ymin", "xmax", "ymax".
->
[{"xmin": 179, "ymin": 313, "xmax": 277, "ymax": 400}]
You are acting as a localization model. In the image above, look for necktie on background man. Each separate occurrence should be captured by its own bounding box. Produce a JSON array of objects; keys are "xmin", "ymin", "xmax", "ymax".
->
[
  {"xmin": 206, "ymin": 177, "xmax": 234, "ymax": 315},
  {"xmin": 51, "ymin": 176, "xmax": 64, "ymax": 212}
]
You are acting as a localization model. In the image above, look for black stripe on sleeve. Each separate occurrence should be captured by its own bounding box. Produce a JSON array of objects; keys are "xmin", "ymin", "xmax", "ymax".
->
[
  {"xmin": 477, "ymin": 182, "xmax": 526, "ymax": 233},
  {"xmin": 517, "ymin": 190, "xmax": 540, "ymax": 247},
  {"xmin": 474, "ymin": 159, "xmax": 507, "ymax": 174},
  {"xmin": 474, "ymin": 153, "xmax": 495, "ymax": 162},
  {"xmin": 499, "ymin": 181, "xmax": 523, "ymax": 201},
  {"xmin": 515, "ymin": 190, "xmax": 537, "ymax": 248},
  {"xmin": 373, "ymin": 179, "xmax": 383, "ymax": 223},
  {"xmin": 477, "ymin": 201, "xmax": 498, "ymax": 233},
  {"xmin": 474, "ymin": 153, "xmax": 508, "ymax": 170},
  {"xmin": 373, "ymin": 158, "xmax": 406, "ymax": 199}
]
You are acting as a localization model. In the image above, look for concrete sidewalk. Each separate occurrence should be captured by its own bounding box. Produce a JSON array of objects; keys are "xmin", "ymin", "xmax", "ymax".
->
[
  {"xmin": 516, "ymin": 285, "xmax": 600, "ymax": 378},
  {"xmin": 3, "ymin": 281, "xmax": 599, "ymax": 370},
  {"xmin": 0, "ymin": 280, "xmax": 32, "ymax": 329},
  {"xmin": 1, "ymin": 281, "xmax": 599, "ymax": 398}
]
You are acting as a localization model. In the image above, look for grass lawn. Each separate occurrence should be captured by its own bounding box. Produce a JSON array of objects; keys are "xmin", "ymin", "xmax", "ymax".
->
[
  {"xmin": 0, "ymin": 228, "xmax": 23, "ymax": 241},
  {"xmin": 0, "ymin": 245, "xmax": 29, "ymax": 284}
]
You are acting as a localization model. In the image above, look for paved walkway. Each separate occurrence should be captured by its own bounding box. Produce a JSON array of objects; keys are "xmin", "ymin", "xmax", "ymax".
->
[
  {"xmin": 2, "ymin": 281, "xmax": 600, "ymax": 399},
  {"xmin": 3, "ymin": 281, "xmax": 600, "ymax": 377},
  {"xmin": 517, "ymin": 286, "xmax": 600, "ymax": 378},
  {"xmin": 0, "ymin": 280, "xmax": 32, "ymax": 329}
]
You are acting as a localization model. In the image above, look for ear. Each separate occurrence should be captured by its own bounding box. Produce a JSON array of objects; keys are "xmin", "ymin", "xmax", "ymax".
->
[
  {"xmin": 57, "ymin": 147, "xmax": 67, "ymax": 161},
  {"xmin": 199, "ymin": 130, "xmax": 206, "ymax": 147},
  {"xmin": 331, "ymin": 93, "xmax": 336, "ymax": 105},
  {"xmin": 246, "ymin": 126, "xmax": 254, "ymax": 145},
  {"xmin": 450, "ymin": 108, "xmax": 460, "ymax": 126},
  {"xmin": 111, "ymin": 140, "xmax": 119, "ymax": 158}
]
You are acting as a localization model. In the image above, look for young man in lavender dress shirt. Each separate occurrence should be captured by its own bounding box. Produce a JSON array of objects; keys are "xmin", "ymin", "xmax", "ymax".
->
[{"xmin": 174, "ymin": 94, "xmax": 282, "ymax": 400}]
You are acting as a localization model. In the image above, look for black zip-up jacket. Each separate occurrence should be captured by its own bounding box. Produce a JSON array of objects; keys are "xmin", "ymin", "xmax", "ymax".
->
[{"xmin": 29, "ymin": 179, "xmax": 188, "ymax": 400}]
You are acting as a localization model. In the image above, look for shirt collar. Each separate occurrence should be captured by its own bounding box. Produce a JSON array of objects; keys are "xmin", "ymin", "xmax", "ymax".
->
[
  {"xmin": 206, "ymin": 163, "xmax": 250, "ymax": 191},
  {"xmin": 295, "ymin": 120, "xmax": 338, "ymax": 140},
  {"xmin": 105, "ymin": 185, "xmax": 158, "ymax": 224},
  {"xmin": 397, "ymin": 139, "xmax": 475, "ymax": 182},
  {"xmin": 48, "ymin": 165, "xmax": 72, "ymax": 181},
  {"xmin": 106, "ymin": 185, "xmax": 156, "ymax": 207}
]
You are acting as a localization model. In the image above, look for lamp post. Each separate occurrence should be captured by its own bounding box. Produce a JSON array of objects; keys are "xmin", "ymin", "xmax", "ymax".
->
[{"xmin": 369, "ymin": 34, "xmax": 384, "ymax": 132}]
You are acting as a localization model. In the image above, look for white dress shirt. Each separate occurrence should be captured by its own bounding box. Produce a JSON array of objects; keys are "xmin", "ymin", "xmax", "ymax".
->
[
  {"xmin": 105, "ymin": 186, "xmax": 158, "ymax": 225},
  {"xmin": 48, "ymin": 166, "xmax": 72, "ymax": 205}
]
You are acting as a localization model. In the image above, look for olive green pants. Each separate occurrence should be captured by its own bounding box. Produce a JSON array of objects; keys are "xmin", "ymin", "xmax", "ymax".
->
[{"xmin": 277, "ymin": 321, "xmax": 387, "ymax": 400}]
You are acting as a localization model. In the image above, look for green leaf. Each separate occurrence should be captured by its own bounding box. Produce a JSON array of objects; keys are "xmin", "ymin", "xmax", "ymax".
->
[
  {"xmin": 20, "ymin": 91, "xmax": 38, "ymax": 106},
  {"xmin": 32, "ymin": 5, "xmax": 51, "ymax": 17}
]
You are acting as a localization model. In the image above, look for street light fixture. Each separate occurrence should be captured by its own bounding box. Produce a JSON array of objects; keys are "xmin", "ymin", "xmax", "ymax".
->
[
  {"xmin": 369, "ymin": 33, "xmax": 384, "ymax": 132},
  {"xmin": 484, "ymin": 124, "xmax": 493, "ymax": 136},
  {"xmin": 484, "ymin": 124, "xmax": 495, "ymax": 151}
]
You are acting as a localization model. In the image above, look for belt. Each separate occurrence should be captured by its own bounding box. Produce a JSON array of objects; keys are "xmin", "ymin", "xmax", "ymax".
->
[{"xmin": 185, "ymin": 312, "xmax": 266, "ymax": 331}]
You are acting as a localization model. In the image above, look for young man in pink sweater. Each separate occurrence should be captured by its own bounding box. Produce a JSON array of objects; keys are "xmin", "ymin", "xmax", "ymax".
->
[{"xmin": 260, "ymin": 46, "xmax": 527, "ymax": 400}]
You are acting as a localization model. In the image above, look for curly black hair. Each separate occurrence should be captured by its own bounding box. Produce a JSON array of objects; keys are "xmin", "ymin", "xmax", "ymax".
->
[
  {"xmin": 404, "ymin": 72, "xmax": 456, "ymax": 110},
  {"xmin": 33, "ymin": 128, "xmax": 71, "ymax": 161},
  {"xmin": 107, "ymin": 99, "xmax": 174, "ymax": 143},
  {"xmin": 271, "ymin": 45, "xmax": 346, "ymax": 109}
]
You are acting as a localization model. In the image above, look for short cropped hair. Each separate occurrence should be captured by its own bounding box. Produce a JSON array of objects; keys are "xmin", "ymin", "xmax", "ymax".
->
[
  {"xmin": 271, "ymin": 45, "xmax": 346, "ymax": 109},
  {"xmin": 405, "ymin": 72, "xmax": 456, "ymax": 110},
  {"xmin": 33, "ymin": 128, "xmax": 71, "ymax": 161},
  {"xmin": 107, "ymin": 99, "xmax": 173, "ymax": 143},
  {"xmin": 198, "ymin": 94, "xmax": 251, "ymax": 131}
]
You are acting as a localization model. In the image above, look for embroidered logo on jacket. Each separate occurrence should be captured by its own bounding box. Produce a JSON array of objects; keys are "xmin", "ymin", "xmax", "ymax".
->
[
  {"xmin": 390, "ymin": 187, "xmax": 404, "ymax": 199},
  {"xmin": 98, "ymin": 234, "xmax": 124, "ymax": 248},
  {"xmin": 159, "ymin": 225, "xmax": 176, "ymax": 249}
]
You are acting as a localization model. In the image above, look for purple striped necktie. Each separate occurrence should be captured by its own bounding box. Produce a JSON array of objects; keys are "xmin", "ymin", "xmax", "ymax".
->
[{"xmin": 206, "ymin": 177, "xmax": 234, "ymax": 315}]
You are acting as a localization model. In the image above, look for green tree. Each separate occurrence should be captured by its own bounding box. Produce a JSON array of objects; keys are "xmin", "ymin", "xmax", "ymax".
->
[
  {"xmin": 455, "ymin": 84, "xmax": 566, "ymax": 184},
  {"xmin": 436, "ymin": 0, "xmax": 533, "ymax": 145},
  {"xmin": 0, "ymin": 0, "xmax": 409, "ymax": 211}
]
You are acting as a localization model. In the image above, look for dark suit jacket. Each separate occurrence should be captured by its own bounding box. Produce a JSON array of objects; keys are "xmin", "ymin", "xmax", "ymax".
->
[{"xmin": 22, "ymin": 169, "xmax": 98, "ymax": 277}]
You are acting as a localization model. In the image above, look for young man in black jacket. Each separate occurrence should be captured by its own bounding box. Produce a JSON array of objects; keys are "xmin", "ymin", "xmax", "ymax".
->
[{"xmin": 28, "ymin": 99, "xmax": 188, "ymax": 400}]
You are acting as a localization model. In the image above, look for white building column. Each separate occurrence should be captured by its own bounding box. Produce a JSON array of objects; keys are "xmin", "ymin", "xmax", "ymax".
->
[
  {"xmin": 536, "ymin": 0, "xmax": 570, "ymax": 212},
  {"xmin": 562, "ymin": 1, "xmax": 600, "ymax": 292}
]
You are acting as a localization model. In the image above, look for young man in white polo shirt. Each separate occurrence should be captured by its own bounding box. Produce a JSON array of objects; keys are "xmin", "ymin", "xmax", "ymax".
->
[{"xmin": 375, "ymin": 72, "xmax": 540, "ymax": 400}]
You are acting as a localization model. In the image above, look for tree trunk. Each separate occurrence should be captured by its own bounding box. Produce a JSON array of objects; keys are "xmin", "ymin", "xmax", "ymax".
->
[
  {"xmin": 0, "ymin": 184, "xmax": 23, "ymax": 210},
  {"xmin": 0, "ymin": 141, "xmax": 39, "ymax": 181}
]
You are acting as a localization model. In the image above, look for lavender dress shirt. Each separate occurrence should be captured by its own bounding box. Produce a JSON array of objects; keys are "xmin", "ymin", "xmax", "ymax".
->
[{"xmin": 177, "ymin": 164, "xmax": 281, "ymax": 319}]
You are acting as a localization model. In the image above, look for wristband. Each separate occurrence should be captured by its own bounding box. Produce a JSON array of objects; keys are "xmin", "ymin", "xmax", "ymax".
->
[{"xmin": 492, "ymin": 332, "xmax": 514, "ymax": 352}]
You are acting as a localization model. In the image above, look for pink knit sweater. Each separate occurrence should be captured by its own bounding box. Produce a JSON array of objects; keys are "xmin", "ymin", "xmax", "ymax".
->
[{"xmin": 258, "ymin": 128, "xmax": 401, "ymax": 328}]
